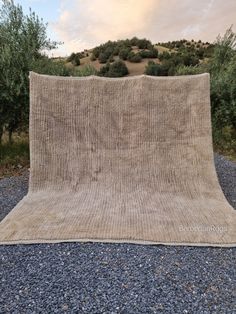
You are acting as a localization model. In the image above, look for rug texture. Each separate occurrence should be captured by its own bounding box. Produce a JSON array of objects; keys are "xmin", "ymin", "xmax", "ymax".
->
[{"xmin": 0, "ymin": 72, "xmax": 235, "ymax": 246}]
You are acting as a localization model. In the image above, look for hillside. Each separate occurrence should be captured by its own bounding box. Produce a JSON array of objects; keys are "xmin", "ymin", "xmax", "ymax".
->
[{"xmin": 64, "ymin": 37, "xmax": 214, "ymax": 76}]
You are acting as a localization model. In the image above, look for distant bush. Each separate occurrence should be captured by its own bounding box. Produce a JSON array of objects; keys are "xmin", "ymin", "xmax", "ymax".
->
[
  {"xmin": 127, "ymin": 51, "xmax": 142, "ymax": 63},
  {"xmin": 99, "ymin": 60, "xmax": 129, "ymax": 77},
  {"xmin": 158, "ymin": 51, "xmax": 172, "ymax": 61},
  {"xmin": 90, "ymin": 37, "xmax": 153, "ymax": 64},
  {"xmin": 93, "ymin": 47, "xmax": 100, "ymax": 58},
  {"xmin": 67, "ymin": 52, "xmax": 80, "ymax": 66},
  {"xmin": 98, "ymin": 63, "xmax": 110, "ymax": 76},
  {"xmin": 108, "ymin": 55, "xmax": 114, "ymax": 62},
  {"xmin": 113, "ymin": 47, "xmax": 120, "ymax": 56},
  {"xmin": 181, "ymin": 53, "xmax": 199, "ymax": 66},
  {"xmin": 130, "ymin": 36, "xmax": 139, "ymax": 46},
  {"xmin": 67, "ymin": 52, "xmax": 76, "ymax": 63},
  {"xmin": 136, "ymin": 38, "xmax": 152, "ymax": 49},
  {"xmin": 98, "ymin": 52, "xmax": 108, "ymax": 63},
  {"xmin": 139, "ymin": 48, "xmax": 158, "ymax": 58},
  {"xmin": 90, "ymin": 53, "xmax": 96, "ymax": 61},
  {"xmin": 73, "ymin": 65, "xmax": 97, "ymax": 76},
  {"xmin": 72, "ymin": 54, "xmax": 80, "ymax": 66},
  {"xmin": 119, "ymin": 48, "xmax": 130, "ymax": 60},
  {"xmin": 145, "ymin": 61, "xmax": 167, "ymax": 76},
  {"xmin": 31, "ymin": 57, "xmax": 71, "ymax": 76},
  {"xmin": 196, "ymin": 48, "xmax": 205, "ymax": 59}
]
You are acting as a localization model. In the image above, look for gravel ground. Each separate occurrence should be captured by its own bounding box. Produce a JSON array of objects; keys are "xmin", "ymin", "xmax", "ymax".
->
[{"xmin": 0, "ymin": 154, "xmax": 235, "ymax": 313}]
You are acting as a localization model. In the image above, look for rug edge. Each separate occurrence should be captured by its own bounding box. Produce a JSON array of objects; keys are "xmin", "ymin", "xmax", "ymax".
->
[{"xmin": 0, "ymin": 238, "xmax": 235, "ymax": 247}]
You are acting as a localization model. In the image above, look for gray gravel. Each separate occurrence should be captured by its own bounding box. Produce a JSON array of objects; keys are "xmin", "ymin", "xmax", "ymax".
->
[
  {"xmin": 0, "ymin": 154, "xmax": 235, "ymax": 314},
  {"xmin": 0, "ymin": 170, "xmax": 28, "ymax": 221}
]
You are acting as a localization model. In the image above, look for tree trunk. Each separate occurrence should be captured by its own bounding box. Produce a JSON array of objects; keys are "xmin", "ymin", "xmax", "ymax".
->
[
  {"xmin": 0, "ymin": 126, "xmax": 3, "ymax": 145},
  {"xmin": 0, "ymin": 130, "xmax": 2, "ymax": 145},
  {"xmin": 8, "ymin": 129, "xmax": 13, "ymax": 144}
]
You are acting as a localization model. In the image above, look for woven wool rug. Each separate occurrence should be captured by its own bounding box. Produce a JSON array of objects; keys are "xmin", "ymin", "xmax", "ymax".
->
[{"xmin": 0, "ymin": 72, "xmax": 235, "ymax": 246}]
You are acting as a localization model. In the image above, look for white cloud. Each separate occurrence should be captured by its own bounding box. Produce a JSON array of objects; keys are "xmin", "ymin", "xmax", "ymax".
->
[{"xmin": 52, "ymin": 0, "xmax": 236, "ymax": 56}]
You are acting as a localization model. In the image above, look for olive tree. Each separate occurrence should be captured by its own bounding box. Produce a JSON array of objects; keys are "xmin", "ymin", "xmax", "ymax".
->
[{"xmin": 0, "ymin": 0, "xmax": 59, "ymax": 143}]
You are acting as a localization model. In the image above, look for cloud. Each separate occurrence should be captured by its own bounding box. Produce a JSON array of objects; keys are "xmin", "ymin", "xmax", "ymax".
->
[
  {"xmin": 52, "ymin": 0, "xmax": 159, "ymax": 55},
  {"xmin": 52, "ymin": 0, "xmax": 236, "ymax": 56}
]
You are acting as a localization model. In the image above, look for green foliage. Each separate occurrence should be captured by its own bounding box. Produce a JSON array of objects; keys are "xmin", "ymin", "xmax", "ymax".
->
[
  {"xmin": 108, "ymin": 55, "xmax": 114, "ymax": 62},
  {"xmin": 159, "ymin": 50, "xmax": 199, "ymax": 67},
  {"xmin": 181, "ymin": 53, "xmax": 199, "ymax": 66},
  {"xmin": 146, "ymin": 59, "xmax": 180, "ymax": 76},
  {"xmin": 73, "ymin": 65, "xmax": 97, "ymax": 76},
  {"xmin": 31, "ymin": 57, "xmax": 71, "ymax": 76},
  {"xmin": 127, "ymin": 51, "xmax": 142, "ymax": 63},
  {"xmin": 99, "ymin": 60, "xmax": 129, "ymax": 77},
  {"xmin": 136, "ymin": 38, "xmax": 152, "ymax": 49},
  {"xmin": 196, "ymin": 47, "xmax": 205, "ymax": 59},
  {"xmin": 90, "ymin": 53, "xmax": 96, "ymax": 61},
  {"xmin": 0, "ymin": 0, "xmax": 60, "ymax": 143},
  {"xmin": 90, "ymin": 37, "xmax": 153, "ymax": 62},
  {"xmin": 158, "ymin": 51, "xmax": 172, "ymax": 61},
  {"xmin": 98, "ymin": 52, "xmax": 108, "ymax": 63},
  {"xmin": 119, "ymin": 48, "xmax": 130, "ymax": 60},
  {"xmin": 209, "ymin": 27, "xmax": 236, "ymax": 150},
  {"xmin": 175, "ymin": 65, "xmax": 206, "ymax": 75},
  {"xmin": 173, "ymin": 27, "xmax": 236, "ymax": 156},
  {"xmin": 145, "ymin": 61, "xmax": 165, "ymax": 76},
  {"xmin": 130, "ymin": 37, "xmax": 139, "ymax": 46},
  {"xmin": 204, "ymin": 44, "xmax": 215, "ymax": 58},
  {"xmin": 139, "ymin": 48, "xmax": 158, "ymax": 58},
  {"xmin": 72, "ymin": 54, "xmax": 80, "ymax": 66},
  {"xmin": 67, "ymin": 52, "xmax": 80, "ymax": 65},
  {"xmin": 67, "ymin": 52, "xmax": 76, "ymax": 62}
]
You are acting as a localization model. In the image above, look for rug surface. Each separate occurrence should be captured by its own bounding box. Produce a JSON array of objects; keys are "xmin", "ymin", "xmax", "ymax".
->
[{"xmin": 0, "ymin": 72, "xmax": 235, "ymax": 246}]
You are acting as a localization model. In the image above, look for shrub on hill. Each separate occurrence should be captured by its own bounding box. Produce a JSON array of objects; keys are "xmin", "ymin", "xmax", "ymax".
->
[
  {"xmin": 90, "ymin": 38, "xmax": 154, "ymax": 62},
  {"xmin": 98, "ymin": 52, "xmax": 108, "ymax": 63},
  {"xmin": 139, "ymin": 48, "xmax": 158, "ymax": 58},
  {"xmin": 72, "ymin": 54, "xmax": 80, "ymax": 66},
  {"xmin": 127, "ymin": 51, "xmax": 142, "ymax": 63},
  {"xmin": 181, "ymin": 53, "xmax": 199, "ymax": 66},
  {"xmin": 90, "ymin": 53, "xmax": 96, "ymax": 61},
  {"xmin": 136, "ymin": 38, "xmax": 152, "ymax": 49},
  {"xmin": 67, "ymin": 52, "xmax": 80, "ymax": 66},
  {"xmin": 158, "ymin": 51, "xmax": 172, "ymax": 61},
  {"xmin": 67, "ymin": 52, "xmax": 76, "ymax": 63},
  {"xmin": 130, "ymin": 37, "xmax": 139, "ymax": 46},
  {"xmin": 119, "ymin": 48, "xmax": 130, "ymax": 60},
  {"xmin": 98, "ymin": 60, "xmax": 129, "ymax": 77},
  {"xmin": 196, "ymin": 48, "xmax": 205, "ymax": 59},
  {"xmin": 145, "ymin": 61, "xmax": 167, "ymax": 76},
  {"xmin": 73, "ymin": 65, "xmax": 97, "ymax": 76},
  {"xmin": 108, "ymin": 55, "xmax": 114, "ymax": 62}
]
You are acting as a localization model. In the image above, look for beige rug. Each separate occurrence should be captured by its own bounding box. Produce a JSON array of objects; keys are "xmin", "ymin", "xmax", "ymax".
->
[{"xmin": 0, "ymin": 72, "xmax": 235, "ymax": 246}]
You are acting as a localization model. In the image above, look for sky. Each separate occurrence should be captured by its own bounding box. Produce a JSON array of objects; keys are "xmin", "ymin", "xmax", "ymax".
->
[{"xmin": 11, "ymin": 0, "xmax": 236, "ymax": 56}]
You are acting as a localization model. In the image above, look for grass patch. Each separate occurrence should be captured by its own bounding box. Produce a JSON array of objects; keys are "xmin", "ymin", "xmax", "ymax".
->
[{"xmin": 0, "ymin": 135, "xmax": 29, "ymax": 178}]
